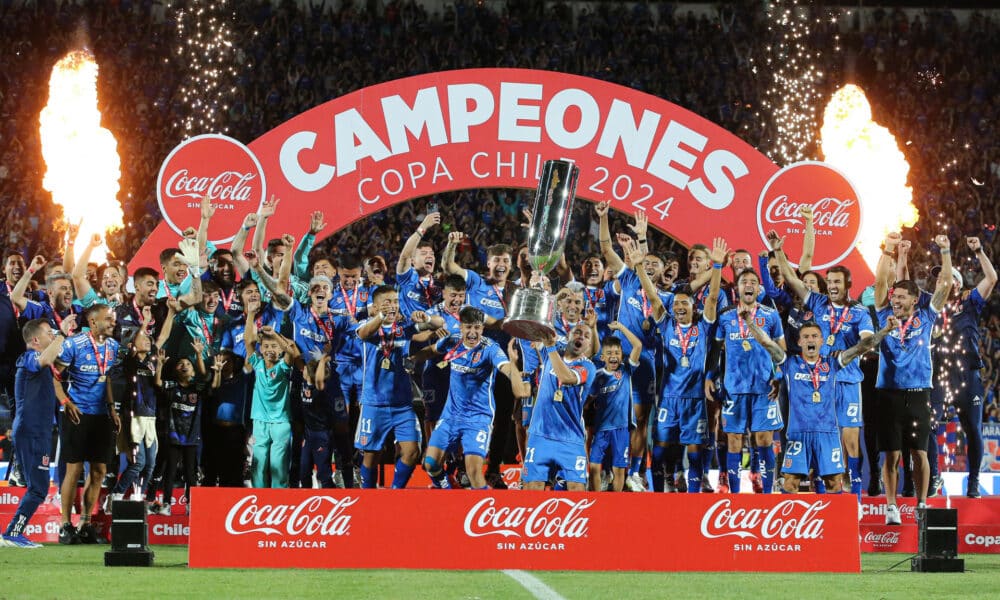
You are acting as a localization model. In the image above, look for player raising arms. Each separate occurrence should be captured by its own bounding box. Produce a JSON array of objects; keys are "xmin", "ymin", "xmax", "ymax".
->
[
  {"xmin": 354, "ymin": 287, "xmax": 445, "ymax": 489},
  {"xmin": 412, "ymin": 307, "xmax": 528, "ymax": 489},
  {"xmin": 711, "ymin": 268, "xmax": 786, "ymax": 494},
  {"xmin": 625, "ymin": 237, "xmax": 725, "ymax": 493},
  {"xmin": 780, "ymin": 319, "xmax": 893, "ymax": 494},
  {"xmin": 522, "ymin": 325, "xmax": 597, "ymax": 491}
]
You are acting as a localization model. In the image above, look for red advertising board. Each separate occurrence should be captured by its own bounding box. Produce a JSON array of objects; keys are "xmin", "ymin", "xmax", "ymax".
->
[
  {"xmin": 132, "ymin": 69, "xmax": 874, "ymax": 287},
  {"xmin": 189, "ymin": 488, "xmax": 861, "ymax": 571}
]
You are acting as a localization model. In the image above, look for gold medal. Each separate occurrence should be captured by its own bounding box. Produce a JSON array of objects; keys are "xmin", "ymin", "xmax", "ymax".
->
[
  {"xmin": 98, "ymin": 375, "xmax": 107, "ymax": 383},
  {"xmin": 826, "ymin": 334, "xmax": 835, "ymax": 346},
  {"xmin": 680, "ymin": 356, "xmax": 690, "ymax": 368},
  {"xmin": 741, "ymin": 340, "xmax": 752, "ymax": 352},
  {"xmin": 436, "ymin": 361, "xmax": 449, "ymax": 369},
  {"xmin": 554, "ymin": 389, "xmax": 564, "ymax": 402},
  {"xmin": 812, "ymin": 391, "xmax": 821, "ymax": 403},
  {"xmin": 381, "ymin": 358, "xmax": 391, "ymax": 370}
]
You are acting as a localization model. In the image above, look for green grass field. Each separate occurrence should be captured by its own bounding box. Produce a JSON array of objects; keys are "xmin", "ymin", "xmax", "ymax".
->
[{"xmin": 2, "ymin": 547, "xmax": 998, "ymax": 599}]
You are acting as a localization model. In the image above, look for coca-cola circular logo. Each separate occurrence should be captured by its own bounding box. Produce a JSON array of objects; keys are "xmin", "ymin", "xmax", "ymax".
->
[
  {"xmin": 157, "ymin": 134, "xmax": 266, "ymax": 243},
  {"xmin": 756, "ymin": 161, "xmax": 862, "ymax": 270}
]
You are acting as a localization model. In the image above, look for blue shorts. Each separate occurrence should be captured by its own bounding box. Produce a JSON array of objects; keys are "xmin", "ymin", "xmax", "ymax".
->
[
  {"xmin": 336, "ymin": 361, "xmax": 363, "ymax": 405},
  {"xmin": 427, "ymin": 417, "xmax": 492, "ymax": 458},
  {"xmin": 782, "ymin": 431, "xmax": 844, "ymax": 477},
  {"xmin": 631, "ymin": 353, "xmax": 658, "ymax": 407},
  {"xmin": 523, "ymin": 435, "xmax": 588, "ymax": 484},
  {"xmin": 722, "ymin": 393, "xmax": 783, "ymax": 434},
  {"xmin": 654, "ymin": 396, "xmax": 707, "ymax": 445},
  {"xmin": 836, "ymin": 382, "xmax": 862, "ymax": 428},
  {"xmin": 354, "ymin": 404, "xmax": 421, "ymax": 452},
  {"xmin": 589, "ymin": 427, "xmax": 629, "ymax": 468}
]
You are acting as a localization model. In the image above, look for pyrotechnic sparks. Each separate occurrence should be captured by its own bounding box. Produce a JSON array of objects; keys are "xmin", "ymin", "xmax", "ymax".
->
[
  {"xmin": 819, "ymin": 84, "xmax": 919, "ymax": 271},
  {"xmin": 169, "ymin": 0, "xmax": 240, "ymax": 133},
  {"xmin": 750, "ymin": 0, "xmax": 842, "ymax": 165},
  {"xmin": 39, "ymin": 50, "xmax": 123, "ymax": 264}
]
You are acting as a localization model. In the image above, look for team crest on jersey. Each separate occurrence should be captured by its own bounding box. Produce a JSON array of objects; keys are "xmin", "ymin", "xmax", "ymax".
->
[
  {"xmin": 42, "ymin": 455, "xmax": 50, "ymax": 467},
  {"xmin": 613, "ymin": 370, "xmax": 623, "ymax": 380},
  {"xmin": 86, "ymin": 354, "xmax": 93, "ymax": 360},
  {"xmin": 911, "ymin": 316, "xmax": 921, "ymax": 327},
  {"xmin": 804, "ymin": 311, "xmax": 813, "ymax": 320},
  {"xmin": 819, "ymin": 362, "xmax": 830, "ymax": 372},
  {"xmin": 472, "ymin": 351, "xmax": 482, "ymax": 362},
  {"xmin": 360, "ymin": 291, "xmax": 369, "ymax": 302},
  {"xmin": 359, "ymin": 435, "xmax": 368, "ymax": 445},
  {"xmin": 755, "ymin": 317, "xmax": 766, "ymax": 327}
]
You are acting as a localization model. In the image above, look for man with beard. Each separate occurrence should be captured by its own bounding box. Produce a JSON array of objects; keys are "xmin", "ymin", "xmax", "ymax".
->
[
  {"xmin": 55, "ymin": 304, "xmax": 121, "ymax": 543},
  {"xmin": 874, "ymin": 233, "xmax": 953, "ymax": 521},
  {"xmin": 414, "ymin": 307, "xmax": 528, "ymax": 489},
  {"xmin": 0, "ymin": 253, "xmax": 27, "ymax": 483},
  {"xmin": 354, "ymin": 287, "xmax": 444, "ymax": 488},
  {"xmin": 711, "ymin": 269, "xmax": 786, "ymax": 494},
  {"xmin": 206, "ymin": 249, "xmax": 243, "ymax": 320},
  {"xmin": 70, "ymin": 234, "xmax": 125, "ymax": 309},
  {"xmin": 11, "ymin": 258, "xmax": 82, "ymax": 336},
  {"xmin": 397, "ymin": 211, "xmax": 442, "ymax": 317},
  {"xmin": 522, "ymin": 324, "xmax": 597, "ymax": 491},
  {"xmin": 772, "ymin": 238, "xmax": 874, "ymax": 500},
  {"xmin": 678, "ymin": 241, "xmax": 730, "ymax": 491},
  {"xmin": 442, "ymin": 232, "xmax": 517, "ymax": 489},
  {"xmin": 257, "ymin": 248, "xmax": 359, "ymax": 489},
  {"xmin": 780, "ymin": 320, "xmax": 893, "ymax": 494},
  {"xmin": 626, "ymin": 237, "xmax": 726, "ymax": 493},
  {"xmin": 925, "ymin": 236, "xmax": 996, "ymax": 498},
  {"xmin": 595, "ymin": 202, "xmax": 671, "ymax": 492}
]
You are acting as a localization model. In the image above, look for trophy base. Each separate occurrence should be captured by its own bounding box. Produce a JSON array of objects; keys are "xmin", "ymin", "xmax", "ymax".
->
[
  {"xmin": 502, "ymin": 287, "xmax": 557, "ymax": 341},
  {"xmin": 502, "ymin": 318, "xmax": 557, "ymax": 342}
]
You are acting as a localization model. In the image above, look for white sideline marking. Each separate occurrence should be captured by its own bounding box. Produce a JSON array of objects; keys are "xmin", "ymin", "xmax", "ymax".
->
[{"xmin": 502, "ymin": 569, "xmax": 567, "ymax": 600}]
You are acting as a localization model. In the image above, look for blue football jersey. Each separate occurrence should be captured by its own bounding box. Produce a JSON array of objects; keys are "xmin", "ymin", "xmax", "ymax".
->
[
  {"xmin": 608, "ymin": 266, "xmax": 668, "ymax": 359},
  {"xmin": 591, "ymin": 362, "xmax": 635, "ymax": 431},
  {"xmin": 435, "ymin": 335, "xmax": 509, "ymax": 424},
  {"xmin": 220, "ymin": 304, "xmax": 285, "ymax": 359},
  {"xmin": 288, "ymin": 302, "xmax": 355, "ymax": 359},
  {"xmin": 715, "ymin": 304, "xmax": 785, "ymax": 394},
  {"xmin": 658, "ymin": 315, "xmax": 715, "ymax": 398},
  {"xmin": 56, "ymin": 332, "xmax": 120, "ymax": 415},
  {"xmin": 531, "ymin": 354, "xmax": 596, "ymax": 443},
  {"xmin": 876, "ymin": 305, "xmax": 938, "ymax": 389},
  {"xmin": 804, "ymin": 292, "xmax": 874, "ymax": 384},
  {"xmin": 357, "ymin": 318, "xmax": 418, "ymax": 407},
  {"xmin": 397, "ymin": 268, "xmax": 441, "ymax": 317},
  {"xmin": 783, "ymin": 355, "xmax": 842, "ymax": 434},
  {"xmin": 327, "ymin": 284, "xmax": 371, "ymax": 364}
]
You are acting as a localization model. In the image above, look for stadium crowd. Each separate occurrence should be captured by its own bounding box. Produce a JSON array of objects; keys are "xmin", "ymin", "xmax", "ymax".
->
[{"xmin": 0, "ymin": 1, "xmax": 998, "ymax": 548}]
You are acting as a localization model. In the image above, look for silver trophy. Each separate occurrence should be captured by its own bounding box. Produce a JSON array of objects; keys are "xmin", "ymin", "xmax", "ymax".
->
[{"xmin": 503, "ymin": 159, "xmax": 580, "ymax": 341}]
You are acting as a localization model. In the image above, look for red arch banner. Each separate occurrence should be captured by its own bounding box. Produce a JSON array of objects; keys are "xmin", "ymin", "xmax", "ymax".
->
[{"xmin": 136, "ymin": 68, "xmax": 870, "ymax": 285}]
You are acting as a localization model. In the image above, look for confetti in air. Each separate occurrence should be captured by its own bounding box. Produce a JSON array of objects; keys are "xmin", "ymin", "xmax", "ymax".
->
[
  {"xmin": 750, "ymin": 0, "xmax": 841, "ymax": 165},
  {"xmin": 169, "ymin": 0, "xmax": 240, "ymax": 133},
  {"xmin": 819, "ymin": 84, "xmax": 919, "ymax": 272},
  {"xmin": 39, "ymin": 50, "xmax": 123, "ymax": 264}
]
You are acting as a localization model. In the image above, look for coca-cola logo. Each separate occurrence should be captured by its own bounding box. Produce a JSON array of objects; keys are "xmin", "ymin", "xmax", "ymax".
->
[
  {"xmin": 863, "ymin": 531, "xmax": 901, "ymax": 546},
  {"xmin": 157, "ymin": 134, "xmax": 266, "ymax": 243},
  {"xmin": 756, "ymin": 161, "xmax": 862, "ymax": 270},
  {"xmin": 463, "ymin": 497, "xmax": 593, "ymax": 539},
  {"xmin": 224, "ymin": 494, "xmax": 357, "ymax": 536},
  {"xmin": 700, "ymin": 498, "xmax": 828, "ymax": 540}
]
